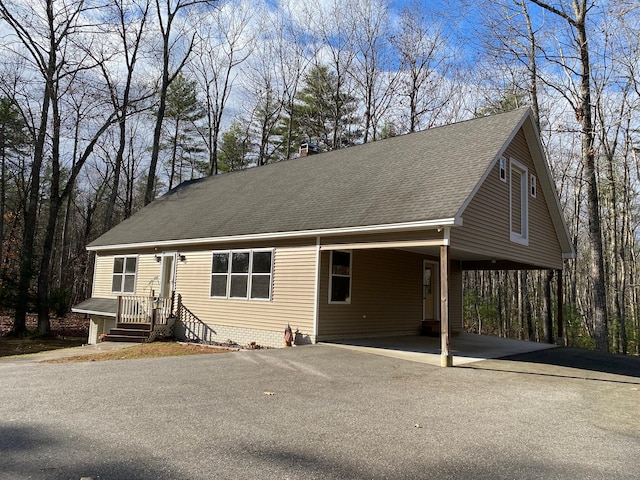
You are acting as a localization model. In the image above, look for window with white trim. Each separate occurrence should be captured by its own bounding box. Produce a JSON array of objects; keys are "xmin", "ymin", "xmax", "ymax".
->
[
  {"xmin": 111, "ymin": 256, "xmax": 137, "ymax": 293},
  {"xmin": 329, "ymin": 250, "xmax": 351, "ymax": 303},
  {"xmin": 499, "ymin": 157, "xmax": 507, "ymax": 182},
  {"xmin": 510, "ymin": 159, "xmax": 529, "ymax": 245},
  {"xmin": 530, "ymin": 174, "xmax": 537, "ymax": 198},
  {"xmin": 210, "ymin": 249, "xmax": 273, "ymax": 300}
]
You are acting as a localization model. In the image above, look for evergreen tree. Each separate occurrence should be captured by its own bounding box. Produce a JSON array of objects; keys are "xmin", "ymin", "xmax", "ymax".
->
[
  {"xmin": 0, "ymin": 97, "xmax": 30, "ymax": 302},
  {"xmin": 218, "ymin": 121, "xmax": 252, "ymax": 172},
  {"xmin": 476, "ymin": 89, "xmax": 528, "ymax": 117},
  {"xmin": 285, "ymin": 65, "xmax": 361, "ymax": 153},
  {"xmin": 160, "ymin": 73, "xmax": 207, "ymax": 190}
]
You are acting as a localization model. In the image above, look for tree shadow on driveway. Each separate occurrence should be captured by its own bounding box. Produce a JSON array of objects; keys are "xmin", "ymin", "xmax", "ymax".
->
[
  {"xmin": 462, "ymin": 347, "xmax": 640, "ymax": 384},
  {"xmin": 0, "ymin": 424, "xmax": 188, "ymax": 480}
]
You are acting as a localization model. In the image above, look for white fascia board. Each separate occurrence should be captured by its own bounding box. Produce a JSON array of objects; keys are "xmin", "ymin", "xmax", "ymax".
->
[
  {"xmin": 87, "ymin": 218, "xmax": 461, "ymax": 252},
  {"xmin": 71, "ymin": 308, "xmax": 116, "ymax": 317},
  {"xmin": 520, "ymin": 119, "xmax": 575, "ymax": 258},
  {"xmin": 455, "ymin": 109, "xmax": 529, "ymax": 221}
]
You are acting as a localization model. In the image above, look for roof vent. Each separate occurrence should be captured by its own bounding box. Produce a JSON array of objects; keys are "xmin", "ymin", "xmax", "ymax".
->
[{"xmin": 299, "ymin": 142, "xmax": 320, "ymax": 157}]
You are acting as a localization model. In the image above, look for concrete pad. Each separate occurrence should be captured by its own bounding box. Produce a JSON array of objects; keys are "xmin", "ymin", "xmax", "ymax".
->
[{"xmin": 322, "ymin": 333, "xmax": 555, "ymax": 366}]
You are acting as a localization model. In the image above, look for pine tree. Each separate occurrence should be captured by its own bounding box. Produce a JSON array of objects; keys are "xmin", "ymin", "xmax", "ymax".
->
[
  {"xmin": 218, "ymin": 121, "xmax": 251, "ymax": 172},
  {"xmin": 161, "ymin": 73, "xmax": 207, "ymax": 190},
  {"xmin": 286, "ymin": 65, "xmax": 361, "ymax": 153},
  {"xmin": 0, "ymin": 97, "xmax": 30, "ymax": 301}
]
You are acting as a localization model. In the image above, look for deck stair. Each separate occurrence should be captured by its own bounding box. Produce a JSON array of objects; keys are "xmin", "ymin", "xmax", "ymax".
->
[
  {"xmin": 420, "ymin": 320, "xmax": 441, "ymax": 337},
  {"xmin": 105, "ymin": 322, "xmax": 152, "ymax": 343}
]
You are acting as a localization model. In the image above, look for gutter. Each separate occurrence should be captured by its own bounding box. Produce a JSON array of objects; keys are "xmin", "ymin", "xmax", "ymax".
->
[{"xmin": 87, "ymin": 217, "xmax": 461, "ymax": 252}]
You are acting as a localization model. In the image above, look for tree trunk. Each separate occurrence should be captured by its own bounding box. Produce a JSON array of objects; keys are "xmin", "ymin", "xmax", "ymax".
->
[
  {"xmin": 14, "ymin": 76, "xmax": 51, "ymax": 336},
  {"xmin": 528, "ymin": 0, "xmax": 608, "ymax": 351},
  {"xmin": 544, "ymin": 269, "xmax": 554, "ymax": 344}
]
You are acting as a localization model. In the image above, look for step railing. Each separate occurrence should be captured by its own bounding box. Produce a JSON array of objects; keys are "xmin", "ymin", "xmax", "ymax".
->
[
  {"xmin": 174, "ymin": 294, "xmax": 217, "ymax": 343},
  {"xmin": 117, "ymin": 295, "xmax": 173, "ymax": 328}
]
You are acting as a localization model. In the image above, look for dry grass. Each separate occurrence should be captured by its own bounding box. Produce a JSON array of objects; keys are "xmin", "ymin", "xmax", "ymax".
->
[{"xmin": 41, "ymin": 342, "xmax": 233, "ymax": 364}]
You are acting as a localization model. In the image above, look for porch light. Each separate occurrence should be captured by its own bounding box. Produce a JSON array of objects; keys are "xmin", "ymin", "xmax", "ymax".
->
[
  {"xmin": 178, "ymin": 254, "xmax": 186, "ymax": 262},
  {"xmin": 155, "ymin": 255, "xmax": 162, "ymax": 262}
]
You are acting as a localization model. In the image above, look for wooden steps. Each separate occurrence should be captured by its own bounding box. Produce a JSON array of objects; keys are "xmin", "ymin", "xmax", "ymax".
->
[{"xmin": 104, "ymin": 322, "xmax": 151, "ymax": 343}]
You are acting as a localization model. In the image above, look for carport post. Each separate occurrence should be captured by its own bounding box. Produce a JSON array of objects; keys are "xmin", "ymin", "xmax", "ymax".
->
[{"xmin": 440, "ymin": 245, "xmax": 453, "ymax": 367}]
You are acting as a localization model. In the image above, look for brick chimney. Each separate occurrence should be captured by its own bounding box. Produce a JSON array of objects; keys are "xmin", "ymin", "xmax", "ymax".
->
[{"xmin": 299, "ymin": 142, "xmax": 320, "ymax": 157}]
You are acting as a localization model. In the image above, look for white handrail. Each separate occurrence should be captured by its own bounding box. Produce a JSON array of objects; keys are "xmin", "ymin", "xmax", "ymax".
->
[{"xmin": 117, "ymin": 295, "xmax": 172, "ymax": 325}]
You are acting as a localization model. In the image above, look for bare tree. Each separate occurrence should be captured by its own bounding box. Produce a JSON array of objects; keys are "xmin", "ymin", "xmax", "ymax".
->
[
  {"xmin": 270, "ymin": 0, "xmax": 316, "ymax": 159},
  {"xmin": 390, "ymin": 3, "xmax": 453, "ymax": 132},
  {"xmin": 189, "ymin": 0, "xmax": 253, "ymax": 176},
  {"xmin": 305, "ymin": 0, "xmax": 357, "ymax": 150},
  {"xmin": 527, "ymin": 0, "xmax": 608, "ymax": 351},
  {"xmin": 97, "ymin": 0, "xmax": 152, "ymax": 231},
  {"xmin": 0, "ymin": 0, "xmax": 81, "ymax": 334},
  {"xmin": 143, "ymin": 0, "xmax": 216, "ymax": 206},
  {"xmin": 348, "ymin": 0, "xmax": 396, "ymax": 142}
]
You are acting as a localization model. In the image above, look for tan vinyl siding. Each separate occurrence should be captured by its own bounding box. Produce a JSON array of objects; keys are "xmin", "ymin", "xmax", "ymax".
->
[
  {"xmin": 318, "ymin": 249, "xmax": 425, "ymax": 337},
  {"xmin": 92, "ymin": 253, "xmax": 161, "ymax": 298},
  {"xmin": 176, "ymin": 246, "xmax": 317, "ymax": 336},
  {"xmin": 93, "ymin": 254, "xmax": 116, "ymax": 297},
  {"xmin": 451, "ymin": 129, "xmax": 563, "ymax": 269},
  {"xmin": 136, "ymin": 255, "xmax": 161, "ymax": 295}
]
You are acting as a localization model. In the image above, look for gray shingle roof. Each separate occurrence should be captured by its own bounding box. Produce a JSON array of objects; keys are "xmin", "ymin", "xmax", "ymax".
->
[
  {"xmin": 89, "ymin": 108, "xmax": 530, "ymax": 248},
  {"xmin": 71, "ymin": 297, "xmax": 117, "ymax": 316}
]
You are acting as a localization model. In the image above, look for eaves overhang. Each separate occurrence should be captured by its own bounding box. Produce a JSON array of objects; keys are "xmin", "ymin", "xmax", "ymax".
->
[{"xmin": 87, "ymin": 217, "xmax": 462, "ymax": 252}]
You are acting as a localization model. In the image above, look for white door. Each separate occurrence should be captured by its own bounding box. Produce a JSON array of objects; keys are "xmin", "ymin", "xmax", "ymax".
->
[{"xmin": 160, "ymin": 253, "xmax": 176, "ymax": 298}]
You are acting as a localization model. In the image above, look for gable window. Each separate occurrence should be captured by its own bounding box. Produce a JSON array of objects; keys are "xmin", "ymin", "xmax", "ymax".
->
[
  {"xmin": 530, "ymin": 174, "xmax": 537, "ymax": 198},
  {"xmin": 510, "ymin": 158, "xmax": 529, "ymax": 245},
  {"xmin": 112, "ymin": 256, "xmax": 137, "ymax": 293},
  {"xmin": 210, "ymin": 249, "xmax": 273, "ymax": 300},
  {"xmin": 329, "ymin": 250, "xmax": 351, "ymax": 303},
  {"xmin": 499, "ymin": 157, "xmax": 507, "ymax": 182}
]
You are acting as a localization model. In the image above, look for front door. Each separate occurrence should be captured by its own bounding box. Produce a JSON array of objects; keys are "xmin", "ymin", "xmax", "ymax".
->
[
  {"xmin": 160, "ymin": 253, "xmax": 176, "ymax": 298},
  {"xmin": 423, "ymin": 261, "xmax": 438, "ymax": 321}
]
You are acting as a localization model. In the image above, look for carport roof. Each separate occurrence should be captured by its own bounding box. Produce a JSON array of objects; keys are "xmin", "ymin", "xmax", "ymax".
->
[{"xmin": 89, "ymin": 108, "xmax": 567, "ymax": 251}]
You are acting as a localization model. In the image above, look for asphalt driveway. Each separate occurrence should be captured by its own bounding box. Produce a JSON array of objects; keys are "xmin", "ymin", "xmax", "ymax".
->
[{"xmin": 1, "ymin": 344, "xmax": 639, "ymax": 479}]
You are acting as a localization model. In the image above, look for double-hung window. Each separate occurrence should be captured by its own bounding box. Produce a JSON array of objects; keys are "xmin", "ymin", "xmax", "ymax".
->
[
  {"xmin": 211, "ymin": 249, "xmax": 273, "ymax": 300},
  {"xmin": 111, "ymin": 256, "xmax": 137, "ymax": 293},
  {"xmin": 329, "ymin": 250, "xmax": 352, "ymax": 303}
]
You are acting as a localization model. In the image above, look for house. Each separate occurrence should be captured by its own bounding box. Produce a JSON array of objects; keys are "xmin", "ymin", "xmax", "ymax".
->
[{"xmin": 72, "ymin": 108, "xmax": 574, "ymax": 366}]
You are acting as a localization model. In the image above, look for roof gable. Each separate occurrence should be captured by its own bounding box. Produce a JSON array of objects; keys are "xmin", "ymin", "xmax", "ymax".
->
[{"xmin": 90, "ymin": 108, "xmax": 567, "ymax": 250}]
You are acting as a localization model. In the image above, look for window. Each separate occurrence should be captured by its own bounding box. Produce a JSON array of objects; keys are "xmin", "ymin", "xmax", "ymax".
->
[
  {"xmin": 112, "ymin": 256, "xmax": 137, "ymax": 293},
  {"xmin": 510, "ymin": 159, "xmax": 529, "ymax": 245},
  {"xmin": 530, "ymin": 174, "xmax": 537, "ymax": 198},
  {"xmin": 329, "ymin": 250, "xmax": 351, "ymax": 303},
  {"xmin": 210, "ymin": 249, "xmax": 273, "ymax": 300},
  {"xmin": 499, "ymin": 157, "xmax": 507, "ymax": 182}
]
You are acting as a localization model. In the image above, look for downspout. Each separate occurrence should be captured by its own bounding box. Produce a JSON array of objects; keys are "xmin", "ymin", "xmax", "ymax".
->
[{"xmin": 312, "ymin": 236, "xmax": 321, "ymax": 342}]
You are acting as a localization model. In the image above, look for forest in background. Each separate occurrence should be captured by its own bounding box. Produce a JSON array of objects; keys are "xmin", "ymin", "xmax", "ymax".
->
[{"xmin": 0, "ymin": 0, "xmax": 639, "ymax": 354}]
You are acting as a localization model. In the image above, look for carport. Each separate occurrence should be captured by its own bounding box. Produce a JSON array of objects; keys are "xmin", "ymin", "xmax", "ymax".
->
[{"xmin": 323, "ymin": 332, "xmax": 557, "ymax": 367}]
